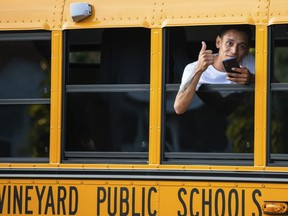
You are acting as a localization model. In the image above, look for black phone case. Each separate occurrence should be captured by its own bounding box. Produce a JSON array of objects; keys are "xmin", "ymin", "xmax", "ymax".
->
[{"xmin": 222, "ymin": 57, "xmax": 240, "ymax": 73}]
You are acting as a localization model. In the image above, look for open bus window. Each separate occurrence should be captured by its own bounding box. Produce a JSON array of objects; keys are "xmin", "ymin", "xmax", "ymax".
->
[
  {"xmin": 64, "ymin": 28, "xmax": 150, "ymax": 163},
  {"xmin": 0, "ymin": 32, "xmax": 51, "ymax": 161},
  {"xmin": 268, "ymin": 24, "xmax": 288, "ymax": 165},
  {"xmin": 163, "ymin": 26, "xmax": 255, "ymax": 165}
]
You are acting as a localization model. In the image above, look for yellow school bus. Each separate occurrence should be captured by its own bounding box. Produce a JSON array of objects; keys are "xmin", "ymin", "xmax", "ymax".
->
[{"xmin": 0, "ymin": 0, "xmax": 288, "ymax": 215}]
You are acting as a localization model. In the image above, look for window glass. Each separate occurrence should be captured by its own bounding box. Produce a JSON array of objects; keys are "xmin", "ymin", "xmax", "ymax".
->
[
  {"xmin": 64, "ymin": 28, "xmax": 150, "ymax": 162},
  {"xmin": 0, "ymin": 32, "xmax": 51, "ymax": 160},
  {"xmin": 269, "ymin": 24, "xmax": 288, "ymax": 164},
  {"xmin": 163, "ymin": 26, "xmax": 255, "ymax": 164}
]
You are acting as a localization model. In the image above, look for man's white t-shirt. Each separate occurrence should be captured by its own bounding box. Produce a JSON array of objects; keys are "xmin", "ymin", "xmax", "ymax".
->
[{"xmin": 179, "ymin": 53, "xmax": 255, "ymax": 91}]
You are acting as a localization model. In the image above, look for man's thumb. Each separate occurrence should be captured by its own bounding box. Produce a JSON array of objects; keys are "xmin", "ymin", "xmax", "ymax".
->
[{"xmin": 200, "ymin": 41, "xmax": 207, "ymax": 52}]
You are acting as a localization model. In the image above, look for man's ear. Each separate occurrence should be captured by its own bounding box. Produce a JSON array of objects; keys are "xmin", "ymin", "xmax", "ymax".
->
[{"xmin": 215, "ymin": 36, "xmax": 221, "ymax": 48}]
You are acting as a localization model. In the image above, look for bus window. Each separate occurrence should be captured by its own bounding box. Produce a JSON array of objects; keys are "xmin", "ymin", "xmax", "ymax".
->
[
  {"xmin": 163, "ymin": 25, "xmax": 255, "ymax": 165},
  {"xmin": 268, "ymin": 24, "xmax": 288, "ymax": 165},
  {"xmin": 64, "ymin": 28, "xmax": 150, "ymax": 163},
  {"xmin": 0, "ymin": 32, "xmax": 51, "ymax": 161}
]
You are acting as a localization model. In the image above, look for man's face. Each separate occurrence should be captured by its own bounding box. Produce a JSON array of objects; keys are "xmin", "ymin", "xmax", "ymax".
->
[{"xmin": 216, "ymin": 29, "xmax": 249, "ymax": 62}]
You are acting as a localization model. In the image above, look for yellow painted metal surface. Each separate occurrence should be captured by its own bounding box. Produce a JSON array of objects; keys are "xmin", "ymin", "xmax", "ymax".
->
[
  {"xmin": 254, "ymin": 26, "xmax": 268, "ymax": 167},
  {"xmin": 61, "ymin": 0, "xmax": 271, "ymax": 28},
  {"xmin": 0, "ymin": 0, "xmax": 287, "ymax": 30},
  {"xmin": 0, "ymin": 0, "xmax": 64, "ymax": 30},
  {"xmin": 50, "ymin": 31, "xmax": 63, "ymax": 164},
  {"xmin": 269, "ymin": 0, "xmax": 288, "ymax": 25},
  {"xmin": 1, "ymin": 179, "xmax": 288, "ymax": 215},
  {"xmin": 149, "ymin": 29, "xmax": 162, "ymax": 165}
]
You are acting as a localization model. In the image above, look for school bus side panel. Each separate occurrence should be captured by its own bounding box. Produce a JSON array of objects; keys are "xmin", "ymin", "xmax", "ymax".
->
[
  {"xmin": 0, "ymin": 0, "xmax": 64, "ymax": 30},
  {"xmin": 1, "ymin": 179, "xmax": 288, "ymax": 216},
  {"xmin": 62, "ymin": 0, "xmax": 269, "ymax": 29}
]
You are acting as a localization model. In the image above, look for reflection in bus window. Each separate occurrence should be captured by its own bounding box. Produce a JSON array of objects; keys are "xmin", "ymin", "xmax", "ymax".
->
[
  {"xmin": 269, "ymin": 24, "xmax": 288, "ymax": 163},
  {"xmin": 64, "ymin": 28, "xmax": 150, "ymax": 160},
  {"xmin": 163, "ymin": 26, "xmax": 255, "ymax": 163},
  {"xmin": 0, "ymin": 35, "xmax": 51, "ymax": 159}
]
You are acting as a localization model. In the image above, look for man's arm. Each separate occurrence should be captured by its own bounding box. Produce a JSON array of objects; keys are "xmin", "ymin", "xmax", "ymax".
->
[
  {"xmin": 174, "ymin": 41, "xmax": 214, "ymax": 114},
  {"xmin": 174, "ymin": 67, "xmax": 202, "ymax": 114}
]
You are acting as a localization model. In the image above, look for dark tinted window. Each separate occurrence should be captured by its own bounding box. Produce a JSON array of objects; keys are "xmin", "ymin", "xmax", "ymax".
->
[
  {"xmin": 0, "ymin": 32, "xmax": 51, "ymax": 161},
  {"xmin": 268, "ymin": 24, "xmax": 288, "ymax": 165},
  {"xmin": 64, "ymin": 28, "xmax": 150, "ymax": 163}
]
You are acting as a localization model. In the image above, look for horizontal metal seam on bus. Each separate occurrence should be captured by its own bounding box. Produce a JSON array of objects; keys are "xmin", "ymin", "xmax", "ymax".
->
[{"xmin": 1, "ymin": 169, "xmax": 288, "ymax": 183}]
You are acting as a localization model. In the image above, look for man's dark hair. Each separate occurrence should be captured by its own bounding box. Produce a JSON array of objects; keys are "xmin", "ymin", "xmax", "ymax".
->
[{"xmin": 219, "ymin": 25, "xmax": 253, "ymax": 45}]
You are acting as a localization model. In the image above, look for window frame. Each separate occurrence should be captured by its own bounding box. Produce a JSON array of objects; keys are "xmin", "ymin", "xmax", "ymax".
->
[
  {"xmin": 161, "ymin": 26, "xmax": 256, "ymax": 165},
  {"xmin": 0, "ymin": 31, "xmax": 51, "ymax": 163},
  {"xmin": 267, "ymin": 24, "xmax": 288, "ymax": 166},
  {"xmin": 62, "ymin": 28, "xmax": 151, "ymax": 164}
]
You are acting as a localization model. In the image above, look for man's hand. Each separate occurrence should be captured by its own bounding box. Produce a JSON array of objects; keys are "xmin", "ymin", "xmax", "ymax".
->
[
  {"xmin": 196, "ymin": 41, "xmax": 214, "ymax": 72},
  {"xmin": 226, "ymin": 66, "xmax": 254, "ymax": 84}
]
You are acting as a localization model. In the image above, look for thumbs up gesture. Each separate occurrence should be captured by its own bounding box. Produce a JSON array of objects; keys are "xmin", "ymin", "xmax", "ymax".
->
[{"xmin": 196, "ymin": 41, "xmax": 214, "ymax": 72}]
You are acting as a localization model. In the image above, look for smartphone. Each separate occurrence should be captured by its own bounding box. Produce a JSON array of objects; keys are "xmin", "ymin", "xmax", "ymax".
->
[{"xmin": 222, "ymin": 57, "xmax": 240, "ymax": 73}]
